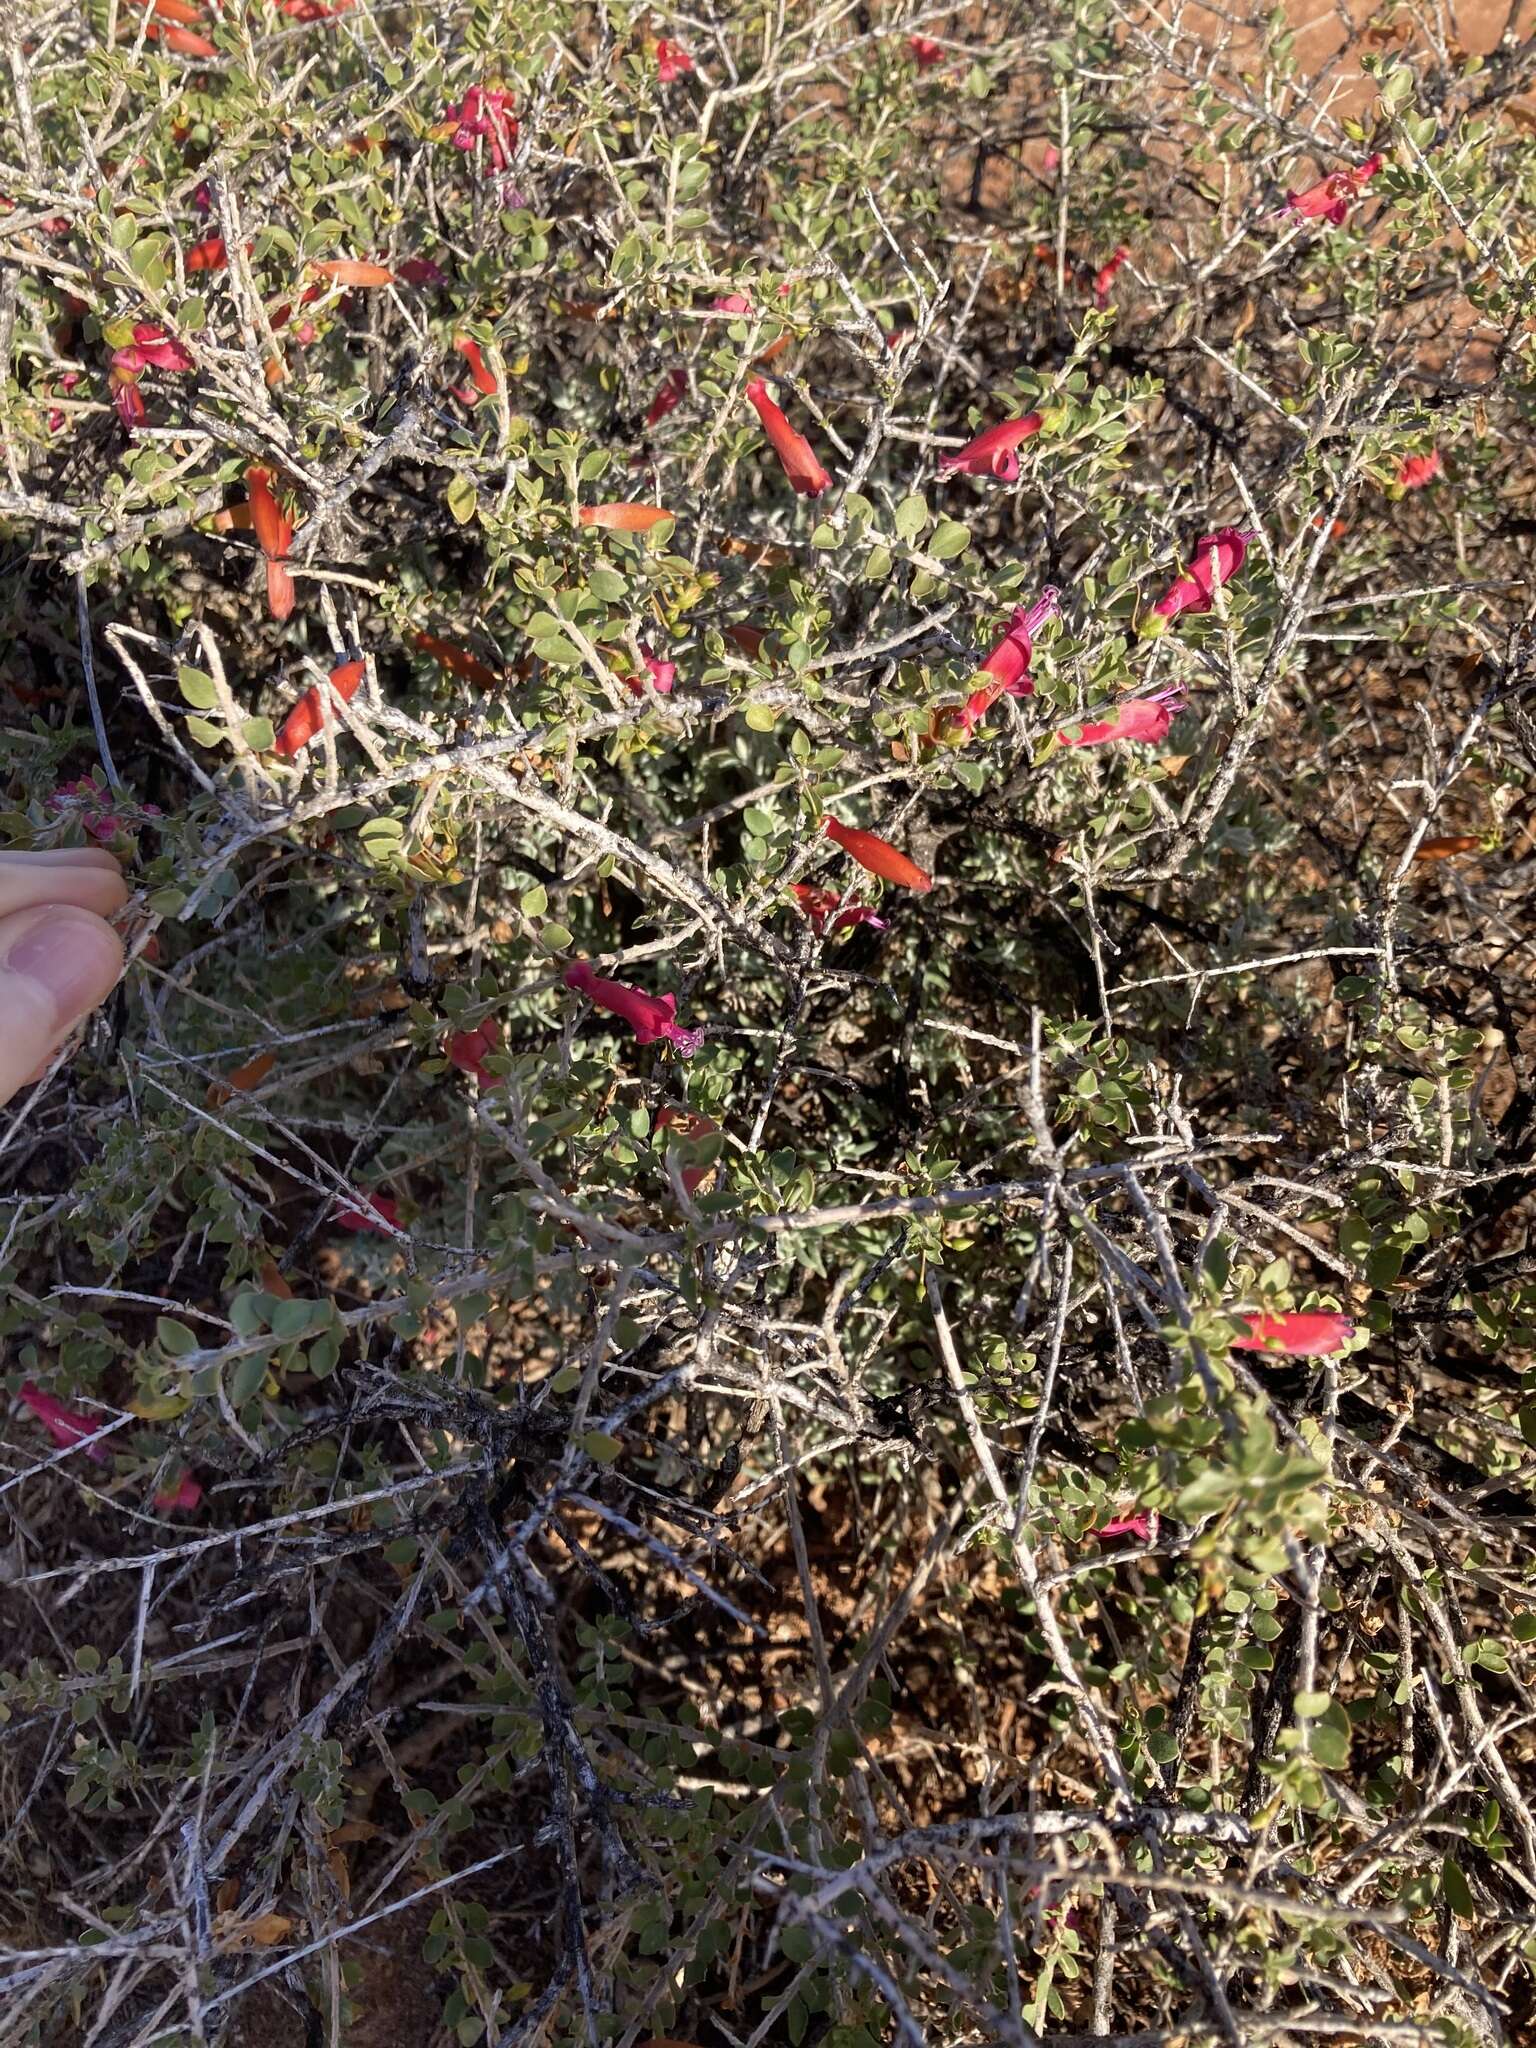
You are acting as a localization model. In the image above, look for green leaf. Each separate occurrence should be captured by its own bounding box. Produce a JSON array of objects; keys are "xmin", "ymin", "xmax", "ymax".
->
[
  {"xmin": 185, "ymin": 716, "xmax": 223, "ymax": 748},
  {"xmin": 520, "ymin": 883, "xmax": 548, "ymax": 917},
  {"xmin": 929, "ymin": 519, "xmax": 971, "ymax": 560},
  {"xmin": 178, "ymin": 667, "xmax": 218, "ymax": 710},
  {"xmin": 540, "ymin": 923, "xmax": 573, "ymax": 951},
  {"xmin": 228, "ymin": 1352, "xmax": 268, "ymax": 1408},
  {"xmin": 894, "ymin": 493, "xmax": 928, "ymax": 539},
  {"xmin": 242, "ymin": 718, "xmax": 275, "ymax": 752},
  {"xmin": 743, "ymin": 700, "xmax": 778, "ymax": 732},
  {"xmin": 1441, "ymin": 1856, "xmax": 1476, "ymax": 1918},
  {"xmin": 156, "ymin": 1317, "xmax": 198, "ymax": 1358},
  {"xmin": 581, "ymin": 1430, "xmax": 622, "ymax": 1465},
  {"xmin": 446, "ymin": 474, "xmax": 478, "ymax": 526}
]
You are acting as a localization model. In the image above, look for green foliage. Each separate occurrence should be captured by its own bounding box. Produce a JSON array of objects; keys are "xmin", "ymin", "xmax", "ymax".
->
[{"xmin": 4, "ymin": 2, "xmax": 1536, "ymax": 2044}]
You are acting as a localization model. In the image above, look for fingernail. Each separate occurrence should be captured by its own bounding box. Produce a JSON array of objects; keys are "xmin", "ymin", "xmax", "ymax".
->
[{"xmin": 4, "ymin": 909, "xmax": 124, "ymax": 1024}]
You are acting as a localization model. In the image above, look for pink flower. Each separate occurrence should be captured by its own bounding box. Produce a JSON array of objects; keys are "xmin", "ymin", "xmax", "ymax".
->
[
  {"xmin": 1397, "ymin": 450, "xmax": 1442, "ymax": 490},
  {"xmin": 334, "ymin": 1192, "xmax": 402, "ymax": 1233},
  {"xmin": 47, "ymin": 776, "xmax": 125, "ymax": 839},
  {"xmin": 1060, "ymin": 686, "xmax": 1185, "ymax": 749},
  {"xmin": 939, "ymin": 413, "xmax": 1044, "ymax": 481},
  {"xmin": 446, "ymin": 86, "xmax": 518, "ymax": 171},
  {"xmin": 192, "ymin": 179, "xmax": 213, "ymax": 214},
  {"xmin": 1151, "ymin": 526, "xmax": 1254, "ymax": 623},
  {"xmin": 1283, "ymin": 152, "xmax": 1383, "ymax": 227},
  {"xmin": 712, "ymin": 292, "xmax": 753, "ymax": 315},
  {"xmin": 1231, "ymin": 1311, "xmax": 1354, "ymax": 1357},
  {"xmin": 641, "ymin": 644, "xmax": 675, "ymax": 693},
  {"xmin": 909, "ymin": 35, "xmax": 944, "ymax": 68},
  {"xmin": 564, "ymin": 961, "xmax": 704, "ymax": 1055},
  {"xmin": 656, "ymin": 37, "xmax": 693, "ymax": 81},
  {"xmin": 47, "ymin": 407, "xmax": 64, "ymax": 432},
  {"xmin": 645, "ymin": 367, "xmax": 687, "ymax": 427},
  {"xmin": 790, "ymin": 885, "xmax": 889, "ymax": 937},
  {"xmin": 398, "ymin": 256, "xmax": 447, "ymax": 287},
  {"xmin": 19, "ymin": 1382, "xmax": 111, "ymax": 1464},
  {"xmin": 1041, "ymin": 144, "xmax": 1061, "ymax": 173},
  {"xmin": 1092, "ymin": 245, "xmax": 1130, "ymax": 307},
  {"xmin": 154, "ymin": 1470, "xmax": 202, "ymax": 1512},
  {"xmin": 1098, "ymin": 1509, "xmax": 1158, "ymax": 1543}
]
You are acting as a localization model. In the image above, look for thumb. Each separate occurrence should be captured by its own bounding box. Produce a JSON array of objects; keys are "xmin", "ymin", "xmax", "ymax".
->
[{"xmin": 0, "ymin": 904, "xmax": 126, "ymax": 1107}]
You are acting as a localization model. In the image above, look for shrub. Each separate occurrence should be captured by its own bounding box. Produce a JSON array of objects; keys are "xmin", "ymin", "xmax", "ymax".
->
[{"xmin": 4, "ymin": 3, "xmax": 1536, "ymax": 2044}]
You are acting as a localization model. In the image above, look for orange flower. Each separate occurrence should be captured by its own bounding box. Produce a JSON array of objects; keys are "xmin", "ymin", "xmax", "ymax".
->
[
  {"xmin": 140, "ymin": 19, "xmax": 218, "ymax": 54},
  {"xmin": 247, "ymin": 466, "xmax": 296, "ymax": 621},
  {"xmin": 1413, "ymin": 834, "xmax": 1482, "ymax": 862},
  {"xmin": 186, "ymin": 233, "xmax": 227, "ymax": 272},
  {"xmin": 823, "ymin": 817, "xmax": 931, "ymax": 893},
  {"xmin": 745, "ymin": 377, "xmax": 830, "ymax": 497},
  {"xmin": 578, "ymin": 502, "xmax": 674, "ymax": 533},
  {"xmin": 309, "ymin": 259, "xmax": 395, "ymax": 287},
  {"xmin": 454, "ymin": 336, "xmax": 497, "ymax": 397},
  {"xmin": 129, "ymin": 0, "xmax": 208, "ymax": 25},
  {"xmin": 274, "ymin": 658, "xmax": 367, "ymax": 758},
  {"xmin": 413, "ymin": 632, "xmax": 500, "ymax": 690}
]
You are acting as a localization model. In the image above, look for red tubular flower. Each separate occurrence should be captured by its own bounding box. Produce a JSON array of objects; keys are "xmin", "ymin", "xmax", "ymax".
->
[
  {"xmin": 1284, "ymin": 152, "xmax": 1383, "ymax": 226},
  {"xmin": 1092, "ymin": 245, "xmax": 1130, "ymax": 307},
  {"xmin": 791, "ymin": 884, "xmax": 888, "ymax": 937},
  {"xmin": 1231, "ymin": 1311, "xmax": 1354, "ymax": 1357},
  {"xmin": 280, "ymin": 0, "xmax": 357, "ymax": 17},
  {"xmin": 1098, "ymin": 1509, "xmax": 1157, "ymax": 1543},
  {"xmin": 1397, "ymin": 450, "xmax": 1442, "ymax": 489},
  {"xmin": 141, "ymin": 19, "xmax": 218, "ymax": 55},
  {"xmin": 930, "ymin": 588, "xmax": 1060, "ymax": 745},
  {"xmin": 646, "ymin": 367, "xmax": 687, "ymax": 426},
  {"xmin": 398, "ymin": 256, "xmax": 447, "ymax": 287},
  {"xmin": 154, "ymin": 1470, "xmax": 203, "ymax": 1512},
  {"xmin": 126, "ymin": 321, "xmax": 194, "ymax": 370},
  {"xmin": 446, "ymin": 1017, "xmax": 503, "ymax": 1090},
  {"xmin": 939, "ymin": 413, "xmax": 1044, "ymax": 481},
  {"xmin": 131, "ymin": 0, "xmax": 209, "ymax": 24},
  {"xmin": 111, "ymin": 371, "xmax": 147, "ymax": 434},
  {"xmin": 712, "ymin": 292, "xmax": 753, "ymax": 315},
  {"xmin": 334, "ymin": 1192, "xmax": 401, "ymax": 1233},
  {"xmin": 823, "ymin": 817, "xmax": 932, "ymax": 893},
  {"xmin": 909, "ymin": 35, "xmax": 944, "ymax": 67},
  {"xmin": 745, "ymin": 377, "xmax": 830, "ymax": 497},
  {"xmin": 186, "ymin": 233, "xmax": 227, "ymax": 271},
  {"xmin": 1151, "ymin": 526, "xmax": 1254, "ymax": 623},
  {"xmin": 19, "ymin": 1382, "xmax": 112, "ymax": 1464},
  {"xmin": 979, "ymin": 586, "xmax": 1059, "ymax": 695},
  {"xmin": 1060, "ymin": 687, "xmax": 1184, "ymax": 749},
  {"xmin": 310, "ymin": 258, "xmax": 394, "ymax": 286},
  {"xmin": 630, "ymin": 644, "xmax": 675, "ymax": 695},
  {"xmin": 564, "ymin": 961, "xmax": 704, "ymax": 1055},
  {"xmin": 413, "ymin": 631, "xmax": 500, "ymax": 689},
  {"xmin": 453, "ymin": 335, "xmax": 497, "ymax": 400},
  {"xmin": 656, "ymin": 1106, "xmax": 719, "ymax": 1194},
  {"xmin": 655, "ymin": 38, "xmax": 694, "ymax": 81},
  {"xmin": 579, "ymin": 501, "xmax": 674, "ymax": 533},
  {"xmin": 274, "ymin": 658, "xmax": 366, "ymax": 758},
  {"xmin": 445, "ymin": 86, "xmax": 518, "ymax": 170},
  {"xmin": 247, "ymin": 465, "xmax": 296, "ymax": 622}
]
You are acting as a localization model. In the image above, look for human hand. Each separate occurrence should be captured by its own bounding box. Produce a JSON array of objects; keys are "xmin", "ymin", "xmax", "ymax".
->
[{"xmin": 0, "ymin": 850, "xmax": 129, "ymax": 1107}]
